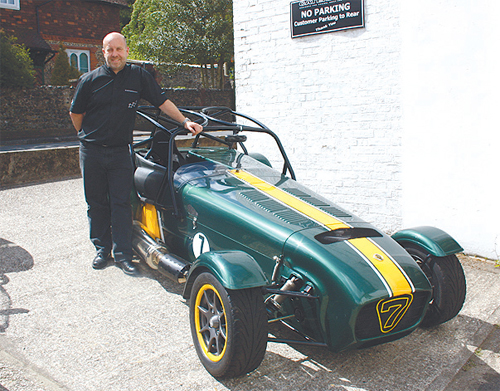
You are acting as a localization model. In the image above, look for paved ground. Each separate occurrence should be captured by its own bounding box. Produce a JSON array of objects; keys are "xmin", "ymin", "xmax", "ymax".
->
[{"xmin": 0, "ymin": 178, "xmax": 499, "ymax": 391}]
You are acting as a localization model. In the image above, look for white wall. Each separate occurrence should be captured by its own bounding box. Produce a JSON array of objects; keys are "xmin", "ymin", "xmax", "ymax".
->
[
  {"xmin": 233, "ymin": 0, "xmax": 499, "ymax": 260},
  {"xmin": 400, "ymin": 1, "xmax": 500, "ymax": 259}
]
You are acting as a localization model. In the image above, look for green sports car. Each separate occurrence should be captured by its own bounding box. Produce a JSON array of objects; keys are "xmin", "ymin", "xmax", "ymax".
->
[{"xmin": 131, "ymin": 106, "xmax": 466, "ymax": 378}]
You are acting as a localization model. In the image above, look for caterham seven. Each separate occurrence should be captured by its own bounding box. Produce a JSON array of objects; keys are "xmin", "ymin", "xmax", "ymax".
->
[{"xmin": 130, "ymin": 106, "xmax": 466, "ymax": 378}]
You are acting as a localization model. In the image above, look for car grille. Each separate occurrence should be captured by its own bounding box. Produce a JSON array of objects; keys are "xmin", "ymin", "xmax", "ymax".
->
[{"xmin": 355, "ymin": 291, "xmax": 429, "ymax": 340}]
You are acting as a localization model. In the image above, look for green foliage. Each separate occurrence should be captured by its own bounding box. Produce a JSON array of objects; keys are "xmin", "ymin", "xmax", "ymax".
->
[
  {"xmin": 120, "ymin": 0, "xmax": 137, "ymax": 28},
  {"xmin": 50, "ymin": 43, "xmax": 81, "ymax": 86},
  {"xmin": 123, "ymin": 0, "xmax": 233, "ymax": 89},
  {"xmin": 0, "ymin": 30, "xmax": 35, "ymax": 88}
]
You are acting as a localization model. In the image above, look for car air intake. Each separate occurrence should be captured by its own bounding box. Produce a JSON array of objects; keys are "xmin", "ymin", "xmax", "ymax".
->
[
  {"xmin": 314, "ymin": 228, "xmax": 383, "ymax": 244},
  {"xmin": 355, "ymin": 291, "xmax": 429, "ymax": 340}
]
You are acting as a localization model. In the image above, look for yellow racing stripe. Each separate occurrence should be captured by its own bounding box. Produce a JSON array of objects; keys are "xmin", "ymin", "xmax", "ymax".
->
[
  {"xmin": 230, "ymin": 169, "xmax": 350, "ymax": 230},
  {"xmin": 230, "ymin": 169, "xmax": 414, "ymax": 297},
  {"xmin": 348, "ymin": 238, "xmax": 413, "ymax": 296}
]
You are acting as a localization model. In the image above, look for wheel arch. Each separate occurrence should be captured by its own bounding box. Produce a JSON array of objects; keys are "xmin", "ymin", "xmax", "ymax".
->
[
  {"xmin": 392, "ymin": 226, "xmax": 463, "ymax": 257},
  {"xmin": 183, "ymin": 251, "xmax": 269, "ymax": 299}
]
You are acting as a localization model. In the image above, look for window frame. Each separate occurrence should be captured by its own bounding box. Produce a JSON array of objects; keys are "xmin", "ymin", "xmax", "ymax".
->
[
  {"xmin": 0, "ymin": 0, "xmax": 20, "ymax": 10},
  {"xmin": 66, "ymin": 49, "xmax": 90, "ymax": 73}
]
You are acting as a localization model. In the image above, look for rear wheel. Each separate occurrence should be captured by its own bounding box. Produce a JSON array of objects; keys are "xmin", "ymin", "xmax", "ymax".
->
[
  {"xmin": 403, "ymin": 243, "xmax": 466, "ymax": 327},
  {"xmin": 189, "ymin": 272, "xmax": 268, "ymax": 378}
]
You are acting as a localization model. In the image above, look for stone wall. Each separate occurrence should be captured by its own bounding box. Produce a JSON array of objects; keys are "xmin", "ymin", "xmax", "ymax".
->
[
  {"xmin": 155, "ymin": 64, "xmax": 232, "ymax": 90},
  {"xmin": 0, "ymin": 85, "xmax": 234, "ymax": 188},
  {"xmin": 0, "ymin": 86, "xmax": 235, "ymax": 145},
  {"xmin": 0, "ymin": 86, "xmax": 75, "ymax": 143},
  {"xmin": 0, "ymin": 146, "xmax": 80, "ymax": 188}
]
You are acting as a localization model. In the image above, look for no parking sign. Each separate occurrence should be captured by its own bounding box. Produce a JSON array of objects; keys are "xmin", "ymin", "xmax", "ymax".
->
[{"xmin": 291, "ymin": 0, "xmax": 364, "ymax": 38}]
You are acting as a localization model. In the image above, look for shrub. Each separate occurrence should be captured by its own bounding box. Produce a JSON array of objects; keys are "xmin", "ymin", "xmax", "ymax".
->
[
  {"xmin": 51, "ymin": 43, "xmax": 81, "ymax": 86},
  {"xmin": 0, "ymin": 30, "xmax": 35, "ymax": 88}
]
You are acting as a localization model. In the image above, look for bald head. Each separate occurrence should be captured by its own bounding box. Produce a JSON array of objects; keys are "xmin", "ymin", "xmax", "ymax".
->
[
  {"xmin": 103, "ymin": 32, "xmax": 127, "ymax": 47},
  {"xmin": 102, "ymin": 32, "xmax": 129, "ymax": 73}
]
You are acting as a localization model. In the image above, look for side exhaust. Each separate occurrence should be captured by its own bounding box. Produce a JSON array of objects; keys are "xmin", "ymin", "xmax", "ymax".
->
[{"xmin": 132, "ymin": 222, "xmax": 190, "ymax": 283}]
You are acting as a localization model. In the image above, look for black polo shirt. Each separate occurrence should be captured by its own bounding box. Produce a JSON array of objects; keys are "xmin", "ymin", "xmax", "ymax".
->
[{"xmin": 70, "ymin": 64, "xmax": 168, "ymax": 147}]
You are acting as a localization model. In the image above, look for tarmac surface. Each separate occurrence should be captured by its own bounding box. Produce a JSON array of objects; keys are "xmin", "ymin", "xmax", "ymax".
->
[{"xmin": 0, "ymin": 178, "xmax": 499, "ymax": 391}]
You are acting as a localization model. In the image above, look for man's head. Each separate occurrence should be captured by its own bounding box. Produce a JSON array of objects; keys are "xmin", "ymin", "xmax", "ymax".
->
[{"xmin": 102, "ymin": 32, "xmax": 129, "ymax": 73}]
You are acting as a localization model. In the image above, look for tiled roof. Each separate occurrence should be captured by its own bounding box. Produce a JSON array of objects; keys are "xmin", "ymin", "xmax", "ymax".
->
[{"xmin": 14, "ymin": 30, "xmax": 55, "ymax": 52}]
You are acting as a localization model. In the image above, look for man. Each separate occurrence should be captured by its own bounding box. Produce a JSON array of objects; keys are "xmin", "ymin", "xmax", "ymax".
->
[{"xmin": 69, "ymin": 32, "xmax": 202, "ymax": 275}]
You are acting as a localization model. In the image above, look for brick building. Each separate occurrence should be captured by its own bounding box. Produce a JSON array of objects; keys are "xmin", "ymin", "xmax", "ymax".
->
[{"xmin": 0, "ymin": 0, "xmax": 128, "ymax": 85}]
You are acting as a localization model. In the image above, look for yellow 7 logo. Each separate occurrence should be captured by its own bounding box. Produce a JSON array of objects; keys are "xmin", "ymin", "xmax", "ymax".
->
[{"xmin": 376, "ymin": 294, "xmax": 413, "ymax": 333}]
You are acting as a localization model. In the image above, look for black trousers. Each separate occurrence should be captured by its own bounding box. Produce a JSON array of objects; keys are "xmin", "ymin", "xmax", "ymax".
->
[{"xmin": 79, "ymin": 142, "xmax": 134, "ymax": 263}]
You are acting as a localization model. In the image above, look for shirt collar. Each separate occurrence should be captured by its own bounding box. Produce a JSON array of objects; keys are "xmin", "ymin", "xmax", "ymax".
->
[{"xmin": 103, "ymin": 63, "xmax": 130, "ymax": 77}]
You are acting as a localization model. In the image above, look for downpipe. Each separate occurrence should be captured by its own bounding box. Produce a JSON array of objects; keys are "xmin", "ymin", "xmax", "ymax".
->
[
  {"xmin": 265, "ymin": 276, "xmax": 302, "ymax": 311},
  {"xmin": 132, "ymin": 222, "xmax": 190, "ymax": 283}
]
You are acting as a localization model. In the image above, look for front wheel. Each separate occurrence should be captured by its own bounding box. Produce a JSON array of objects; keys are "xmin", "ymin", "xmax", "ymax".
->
[
  {"xmin": 403, "ymin": 243, "xmax": 466, "ymax": 327},
  {"xmin": 189, "ymin": 272, "xmax": 268, "ymax": 378}
]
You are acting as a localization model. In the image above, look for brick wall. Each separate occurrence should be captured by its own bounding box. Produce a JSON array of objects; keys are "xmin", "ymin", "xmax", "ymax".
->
[
  {"xmin": 36, "ymin": 0, "xmax": 121, "ymax": 82},
  {"xmin": 38, "ymin": 1, "xmax": 120, "ymax": 39},
  {"xmin": 0, "ymin": 1, "xmax": 121, "ymax": 42},
  {"xmin": 233, "ymin": 1, "xmax": 500, "ymax": 259},
  {"xmin": 0, "ymin": 0, "xmax": 123, "ymax": 85},
  {"xmin": 233, "ymin": 0, "xmax": 403, "ymax": 232}
]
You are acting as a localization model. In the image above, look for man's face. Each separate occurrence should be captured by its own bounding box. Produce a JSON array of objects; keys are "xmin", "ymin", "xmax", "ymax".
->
[{"xmin": 102, "ymin": 35, "xmax": 129, "ymax": 73}]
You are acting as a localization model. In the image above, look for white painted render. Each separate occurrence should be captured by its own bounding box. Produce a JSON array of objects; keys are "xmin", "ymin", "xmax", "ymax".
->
[{"xmin": 233, "ymin": 0, "xmax": 500, "ymax": 259}]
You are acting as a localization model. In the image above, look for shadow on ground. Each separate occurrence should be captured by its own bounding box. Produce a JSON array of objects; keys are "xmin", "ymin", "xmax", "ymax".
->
[
  {"xmin": 214, "ymin": 314, "xmax": 500, "ymax": 390},
  {"xmin": 0, "ymin": 238, "xmax": 32, "ymax": 332}
]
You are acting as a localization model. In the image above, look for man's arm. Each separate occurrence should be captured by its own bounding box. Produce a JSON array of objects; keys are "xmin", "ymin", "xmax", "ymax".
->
[
  {"xmin": 158, "ymin": 99, "xmax": 203, "ymax": 135},
  {"xmin": 69, "ymin": 112, "xmax": 85, "ymax": 132}
]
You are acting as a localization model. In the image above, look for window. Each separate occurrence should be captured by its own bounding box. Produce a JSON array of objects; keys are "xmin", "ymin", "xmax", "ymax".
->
[
  {"xmin": 66, "ymin": 49, "xmax": 90, "ymax": 73},
  {"xmin": 0, "ymin": 0, "xmax": 20, "ymax": 10}
]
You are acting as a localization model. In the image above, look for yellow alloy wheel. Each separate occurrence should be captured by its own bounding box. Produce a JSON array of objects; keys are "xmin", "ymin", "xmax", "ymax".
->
[
  {"xmin": 189, "ymin": 272, "xmax": 268, "ymax": 378},
  {"xmin": 194, "ymin": 283, "xmax": 228, "ymax": 362}
]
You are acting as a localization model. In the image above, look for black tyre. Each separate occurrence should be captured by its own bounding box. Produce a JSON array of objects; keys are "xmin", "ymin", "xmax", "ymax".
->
[
  {"xmin": 403, "ymin": 243, "xmax": 466, "ymax": 327},
  {"xmin": 189, "ymin": 272, "xmax": 268, "ymax": 378}
]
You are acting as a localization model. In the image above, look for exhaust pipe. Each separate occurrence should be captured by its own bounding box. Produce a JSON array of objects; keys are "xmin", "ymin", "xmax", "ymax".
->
[
  {"xmin": 265, "ymin": 276, "xmax": 302, "ymax": 311},
  {"xmin": 132, "ymin": 222, "xmax": 190, "ymax": 283}
]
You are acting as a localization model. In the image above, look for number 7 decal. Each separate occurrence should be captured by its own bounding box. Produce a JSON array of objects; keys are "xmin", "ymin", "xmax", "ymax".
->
[{"xmin": 376, "ymin": 294, "xmax": 413, "ymax": 333}]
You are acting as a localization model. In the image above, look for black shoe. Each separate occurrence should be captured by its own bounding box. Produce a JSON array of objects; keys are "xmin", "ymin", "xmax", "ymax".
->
[
  {"xmin": 117, "ymin": 259, "xmax": 138, "ymax": 275},
  {"xmin": 92, "ymin": 254, "xmax": 110, "ymax": 270}
]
